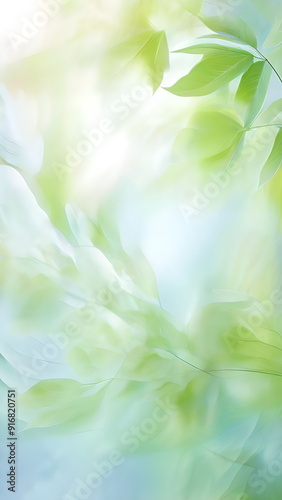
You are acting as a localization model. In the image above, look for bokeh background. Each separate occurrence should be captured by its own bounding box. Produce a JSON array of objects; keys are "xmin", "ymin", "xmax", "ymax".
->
[{"xmin": 0, "ymin": 0, "xmax": 282, "ymax": 499}]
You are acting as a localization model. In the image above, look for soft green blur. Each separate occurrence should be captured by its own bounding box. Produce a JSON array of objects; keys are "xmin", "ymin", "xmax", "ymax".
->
[{"xmin": 0, "ymin": 1, "xmax": 282, "ymax": 499}]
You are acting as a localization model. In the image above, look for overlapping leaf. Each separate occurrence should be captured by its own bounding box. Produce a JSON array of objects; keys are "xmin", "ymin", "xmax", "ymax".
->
[
  {"xmin": 173, "ymin": 43, "xmax": 253, "ymax": 56},
  {"xmin": 259, "ymin": 128, "xmax": 282, "ymax": 186},
  {"xmin": 236, "ymin": 61, "xmax": 271, "ymax": 124},
  {"xmin": 264, "ymin": 19, "xmax": 282, "ymax": 48},
  {"xmin": 174, "ymin": 110, "xmax": 244, "ymax": 159},
  {"xmin": 107, "ymin": 29, "xmax": 169, "ymax": 91},
  {"xmin": 165, "ymin": 51, "xmax": 253, "ymax": 97},
  {"xmin": 200, "ymin": 14, "xmax": 258, "ymax": 48}
]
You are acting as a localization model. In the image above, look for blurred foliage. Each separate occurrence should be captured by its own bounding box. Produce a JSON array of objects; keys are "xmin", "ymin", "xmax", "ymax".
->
[{"xmin": 0, "ymin": 1, "xmax": 282, "ymax": 499}]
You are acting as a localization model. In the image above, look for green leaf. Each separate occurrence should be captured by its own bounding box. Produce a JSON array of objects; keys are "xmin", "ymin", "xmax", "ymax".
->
[
  {"xmin": 108, "ymin": 29, "xmax": 155, "ymax": 73},
  {"xmin": 138, "ymin": 30, "xmax": 170, "ymax": 92},
  {"xmin": 107, "ymin": 29, "xmax": 169, "ymax": 91},
  {"xmin": 68, "ymin": 347, "xmax": 97, "ymax": 378},
  {"xmin": 196, "ymin": 35, "xmax": 260, "ymax": 57},
  {"xmin": 68, "ymin": 346, "xmax": 124, "ymax": 380},
  {"xmin": 20, "ymin": 379, "xmax": 83, "ymax": 409},
  {"xmin": 200, "ymin": 15, "xmax": 258, "ymax": 48},
  {"xmin": 173, "ymin": 43, "xmax": 253, "ymax": 56},
  {"xmin": 186, "ymin": 0, "xmax": 203, "ymax": 15},
  {"xmin": 236, "ymin": 61, "xmax": 271, "ymax": 124},
  {"xmin": 174, "ymin": 110, "xmax": 244, "ymax": 159},
  {"xmin": 109, "ymin": 29, "xmax": 169, "ymax": 91},
  {"xmin": 198, "ymin": 34, "xmax": 249, "ymax": 45},
  {"xmin": 198, "ymin": 143, "xmax": 239, "ymax": 170},
  {"xmin": 165, "ymin": 51, "xmax": 253, "ymax": 97},
  {"xmin": 253, "ymin": 99, "xmax": 282, "ymax": 127},
  {"xmin": 259, "ymin": 128, "xmax": 282, "ymax": 187},
  {"xmin": 120, "ymin": 349, "xmax": 174, "ymax": 382},
  {"xmin": 266, "ymin": 45, "xmax": 282, "ymax": 79},
  {"xmin": 264, "ymin": 19, "xmax": 282, "ymax": 48},
  {"xmin": 250, "ymin": 0, "xmax": 277, "ymax": 23},
  {"xmin": 25, "ymin": 388, "xmax": 107, "ymax": 429}
]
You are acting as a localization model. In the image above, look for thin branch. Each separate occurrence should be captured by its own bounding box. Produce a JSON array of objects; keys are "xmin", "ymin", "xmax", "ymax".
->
[{"xmin": 255, "ymin": 48, "xmax": 282, "ymax": 84}]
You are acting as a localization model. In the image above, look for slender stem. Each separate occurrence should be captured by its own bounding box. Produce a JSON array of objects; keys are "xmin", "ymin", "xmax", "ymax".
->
[
  {"xmin": 195, "ymin": 16, "xmax": 282, "ymax": 83},
  {"xmin": 255, "ymin": 48, "xmax": 282, "ymax": 84}
]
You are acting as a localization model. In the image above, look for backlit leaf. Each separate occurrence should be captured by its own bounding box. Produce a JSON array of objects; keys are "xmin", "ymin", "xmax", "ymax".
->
[
  {"xmin": 259, "ymin": 128, "xmax": 282, "ymax": 187},
  {"xmin": 186, "ymin": 0, "xmax": 203, "ymax": 15},
  {"xmin": 138, "ymin": 30, "xmax": 170, "ymax": 92},
  {"xmin": 108, "ymin": 29, "xmax": 169, "ymax": 91},
  {"xmin": 264, "ymin": 19, "xmax": 282, "ymax": 48},
  {"xmin": 25, "ymin": 388, "xmax": 107, "ymax": 429},
  {"xmin": 20, "ymin": 379, "xmax": 84, "ymax": 409},
  {"xmin": 173, "ymin": 43, "xmax": 253, "ymax": 56},
  {"xmin": 165, "ymin": 51, "xmax": 253, "ymax": 97},
  {"xmin": 174, "ymin": 110, "xmax": 244, "ymax": 159},
  {"xmin": 200, "ymin": 15, "xmax": 258, "ymax": 48},
  {"xmin": 253, "ymin": 99, "xmax": 282, "ymax": 127},
  {"xmin": 236, "ymin": 61, "xmax": 271, "ymax": 124},
  {"xmin": 198, "ymin": 34, "xmax": 250, "ymax": 45}
]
